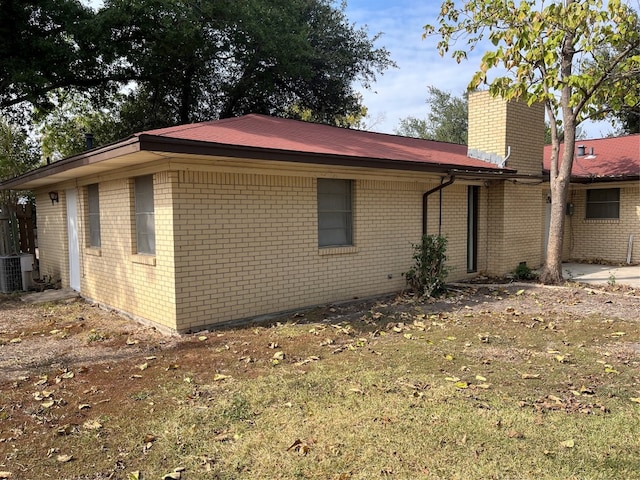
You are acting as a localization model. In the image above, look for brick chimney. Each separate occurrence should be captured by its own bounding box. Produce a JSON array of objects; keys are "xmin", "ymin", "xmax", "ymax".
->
[
  {"xmin": 467, "ymin": 91, "xmax": 544, "ymax": 176},
  {"xmin": 467, "ymin": 91, "xmax": 547, "ymax": 276}
]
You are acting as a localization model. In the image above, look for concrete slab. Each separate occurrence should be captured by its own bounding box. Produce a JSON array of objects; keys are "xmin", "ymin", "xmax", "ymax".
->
[
  {"xmin": 21, "ymin": 288, "xmax": 81, "ymax": 304},
  {"xmin": 562, "ymin": 263, "xmax": 640, "ymax": 288}
]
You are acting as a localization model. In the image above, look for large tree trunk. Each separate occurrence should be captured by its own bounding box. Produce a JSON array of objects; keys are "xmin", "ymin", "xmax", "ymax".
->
[
  {"xmin": 540, "ymin": 171, "xmax": 570, "ymax": 284},
  {"xmin": 540, "ymin": 24, "xmax": 577, "ymax": 284}
]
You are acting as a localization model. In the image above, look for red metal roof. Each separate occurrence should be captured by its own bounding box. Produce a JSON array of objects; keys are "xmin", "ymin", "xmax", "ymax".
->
[
  {"xmin": 543, "ymin": 134, "xmax": 640, "ymax": 179},
  {"xmin": 140, "ymin": 114, "xmax": 500, "ymax": 171}
]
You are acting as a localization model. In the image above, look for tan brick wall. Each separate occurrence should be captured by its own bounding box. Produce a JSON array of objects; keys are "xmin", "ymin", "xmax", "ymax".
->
[
  {"xmin": 170, "ymin": 171, "xmax": 489, "ymax": 331},
  {"xmin": 35, "ymin": 190, "xmax": 69, "ymax": 285},
  {"xmin": 39, "ymin": 174, "xmax": 179, "ymax": 330},
  {"xmin": 34, "ymin": 161, "xmax": 537, "ymax": 332},
  {"xmin": 468, "ymin": 91, "xmax": 544, "ymax": 176},
  {"xmin": 468, "ymin": 91, "xmax": 546, "ymax": 275},
  {"xmin": 566, "ymin": 184, "xmax": 640, "ymax": 264},
  {"xmin": 485, "ymin": 182, "xmax": 544, "ymax": 275}
]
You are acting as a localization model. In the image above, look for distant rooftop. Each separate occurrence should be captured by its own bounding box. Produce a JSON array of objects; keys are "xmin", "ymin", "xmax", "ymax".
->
[{"xmin": 543, "ymin": 134, "xmax": 639, "ymax": 180}]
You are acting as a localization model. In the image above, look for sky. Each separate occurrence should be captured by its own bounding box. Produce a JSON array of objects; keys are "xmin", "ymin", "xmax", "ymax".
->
[{"xmin": 343, "ymin": 0, "xmax": 618, "ymax": 139}]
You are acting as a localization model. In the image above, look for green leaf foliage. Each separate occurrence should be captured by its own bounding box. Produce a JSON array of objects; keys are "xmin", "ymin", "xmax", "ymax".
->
[
  {"xmin": 395, "ymin": 86, "xmax": 468, "ymax": 144},
  {"xmin": 424, "ymin": 0, "xmax": 640, "ymax": 284},
  {"xmin": 403, "ymin": 234, "xmax": 450, "ymax": 298}
]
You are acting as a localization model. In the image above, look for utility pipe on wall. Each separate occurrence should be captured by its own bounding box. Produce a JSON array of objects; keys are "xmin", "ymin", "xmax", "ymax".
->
[{"xmin": 422, "ymin": 175, "xmax": 455, "ymax": 236}]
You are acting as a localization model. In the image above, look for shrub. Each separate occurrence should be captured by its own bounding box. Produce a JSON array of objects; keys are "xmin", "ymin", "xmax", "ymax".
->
[
  {"xmin": 513, "ymin": 262, "xmax": 536, "ymax": 280},
  {"xmin": 403, "ymin": 235, "xmax": 449, "ymax": 297}
]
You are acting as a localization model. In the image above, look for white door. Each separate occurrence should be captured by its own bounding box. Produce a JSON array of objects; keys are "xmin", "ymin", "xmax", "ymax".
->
[{"xmin": 66, "ymin": 189, "xmax": 81, "ymax": 291}]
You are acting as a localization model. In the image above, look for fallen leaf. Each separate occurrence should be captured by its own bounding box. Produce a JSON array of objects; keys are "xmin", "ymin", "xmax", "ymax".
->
[
  {"xmin": 445, "ymin": 376, "xmax": 461, "ymax": 382},
  {"xmin": 561, "ymin": 439, "xmax": 575, "ymax": 448},
  {"xmin": 162, "ymin": 473, "xmax": 181, "ymax": 480},
  {"xmin": 455, "ymin": 381, "xmax": 469, "ymax": 389},
  {"xmin": 79, "ymin": 404, "xmax": 91, "ymax": 410},
  {"xmin": 56, "ymin": 425, "xmax": 74, "ymax": 436},
  {"xmin": 83, "ymin": 420, "xmax": 103, "ymax": 430},
  {"xmin": 143, "ymin": 433, "xmax": 157, "ymax": 443},
  {"xmin": 41, "ymin": 400, "xmax": 55, "ymax": 409},
  {"xmin": 475, "ymin": 375, "xmax": 487, "ymax": 382},
  {"xmin": 61, "ymin": 371, "xmax": 74, "ymax": 379},
  {"xmin": 126, "ymin": 338, "xmax": 139, "ymax": 345},
  {"xmin": 287, "ymin": 438, "xmax": 311, "ymax": 455},
  {"xmin": 126, "ymin": 472, "xmax": 140, "ymax": 480},
  {"xmin": 521, "ymin": 373, "xmax": 540, "ymax": 379},
  {"xmin": 0, "ymin": 472, "xmax": 12, "ymax": 479},
  {"xmin": 138, "ymin": 362, "xmax": 149, "ymax": 371},
  {"xmin": 9, "ymin": 338, "xmax": 21, "ymax": 343},
  {"xmin": 516, "ymin": 289, "xmax": 525, "ymax": 296},
  {"xmin": 198, "ymin": 335, "xmax": 208, "ymax": 341},
  {"xmin": 273, "ymin": 351, "xmax": 285, "ymax": 361},
  {"xmin": 213, "ymin": 373, "xmax": 230, "ymax": 381},
  {"xmin": 56, "ymin": 454, "xmax": 73, "ymax": 463},
  {"xmin": 630, "ymin": 397, "xmax": 640, "ymax": 404},
  {"xmin": 507, "ymin": 430, "xmax": 524, "ymax": 439}
]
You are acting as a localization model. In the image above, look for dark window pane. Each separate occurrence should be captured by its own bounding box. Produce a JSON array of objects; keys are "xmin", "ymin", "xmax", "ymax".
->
[
  {"xmin": 87, "ymin": 184, "xmax": 101, "ymax": 247},
  {"xmin": 135, "ymin": 176, "xmax": 155, "ymax": 254},
  {"xmin": 586, "ymin": 188, "xmax": 620, "ymax": 219},
  {"xmin": 317, "ymin": 179, "xmax": 353, "ymax": 247}
]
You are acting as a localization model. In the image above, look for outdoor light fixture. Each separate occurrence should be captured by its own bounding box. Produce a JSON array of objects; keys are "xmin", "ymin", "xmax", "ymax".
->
[{"xmin": 49, "ymin": 191, "xmax": 59, "ymax": 204}]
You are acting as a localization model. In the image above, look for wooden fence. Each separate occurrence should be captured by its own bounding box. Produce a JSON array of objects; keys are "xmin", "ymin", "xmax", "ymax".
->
[{"xmin": 0, "ymin": 202, "xmax": 36, "ymax": 256}]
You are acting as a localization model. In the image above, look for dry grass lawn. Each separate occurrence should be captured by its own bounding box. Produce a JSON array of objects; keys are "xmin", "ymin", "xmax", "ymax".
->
[{"xmin": 1, "ymin": 282, "xmax": 639, "ymax": 479}]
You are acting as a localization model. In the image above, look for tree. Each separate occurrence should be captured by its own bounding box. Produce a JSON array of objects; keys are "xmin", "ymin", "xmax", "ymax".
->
[
  {"xmin": 0, "ymin": 0, "xmax": 117, "ymax": 112},
  {"xmin": 95, "ymin": 0, "xmax": 393, "ymax": 127},
  {"xmin": 611, "ymin": 105, "xmax": 640, "ymax": 134},
  {"xmin": 32, "ymin": 0, "xmax": 394, "ymax": 155},
  {"xmin": 395, "ymin": 86, "xmax": 468, "ymax": 144},
  {"xmin": 38, "ymin": 92, "xmax": 126, "ymax": 161},
  {"xmin": 0, "ymin": 118, "xmax": 40, "ymax": 200},
  {"xmin": 425, "ymin": 0, "xmax": 640, "ymax": 283}
]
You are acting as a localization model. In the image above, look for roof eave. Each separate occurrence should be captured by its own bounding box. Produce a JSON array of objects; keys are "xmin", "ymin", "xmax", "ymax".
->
[
  {"xmin": 1, "ymin": 134, "xmax": 511, "ymax": 191},
  {"xmin": 138, "ymin": 134, "xmax": 511, "ymax": 175},
  {"xmin": 0, "ymin": 136, "xmax": 141, "ymax": 190}
]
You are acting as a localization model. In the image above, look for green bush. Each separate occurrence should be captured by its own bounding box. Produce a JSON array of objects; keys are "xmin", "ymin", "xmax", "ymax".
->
[
  {"xmin": 403, "ymin": 235, "xmax": 449, "ymax": 297},
  {"xmin": 513, "ymin": 262, "xmax": 536, "ymax": 280}
]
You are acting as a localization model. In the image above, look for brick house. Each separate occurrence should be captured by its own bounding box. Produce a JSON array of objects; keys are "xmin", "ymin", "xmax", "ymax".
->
[
  {"xmin": 542, "ymin": 135, "xmax": 640, "ymax": 265},
  {"xmin": 0, "ymin": 92, "xmax": 637, "ymax": 332}
]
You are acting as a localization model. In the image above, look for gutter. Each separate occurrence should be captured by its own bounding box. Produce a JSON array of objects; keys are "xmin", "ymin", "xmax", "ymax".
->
[{"xmin": 423, "ymin": 175, "xmax": 455, "ymax": 236}]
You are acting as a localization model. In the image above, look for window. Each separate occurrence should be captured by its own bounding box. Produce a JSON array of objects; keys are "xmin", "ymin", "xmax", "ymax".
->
[
  {"xmin": 134, "ymin": 175, "xmax": 155, "ymax": 254},
  {"xmin": 586, "ymin": 188, "xmax": 619, "ymax": 219},
  {"xmin": 87, "ymin": 183, "xmax": 101, "ymax": 248},
  {"xmin": 317, "ymin": 179, "xmax": 353, "ymax": 247}
]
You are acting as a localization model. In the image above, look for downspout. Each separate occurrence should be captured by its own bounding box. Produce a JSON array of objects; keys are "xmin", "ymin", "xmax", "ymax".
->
[{"xmin": 422, "ymin": 175, "xmax": 455, "ymax": 236}]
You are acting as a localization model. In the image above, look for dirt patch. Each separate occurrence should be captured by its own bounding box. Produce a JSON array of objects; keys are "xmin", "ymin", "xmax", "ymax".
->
[
  {"xmin": 1, "ymin": 281, "xmax": 638, "ymax": 384},
  {"xmin": 0, "ymin": 298, "xmax": 178, "ymax": 382},
  {"xmin": 1, "ymin": 282, "xmax": 639, "ymax": 480}
]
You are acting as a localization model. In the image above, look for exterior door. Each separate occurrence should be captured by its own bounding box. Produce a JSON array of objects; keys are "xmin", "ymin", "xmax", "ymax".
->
[{"xmin": 66, "ymin": 188, "xmax": 81, "ymax": 291}]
